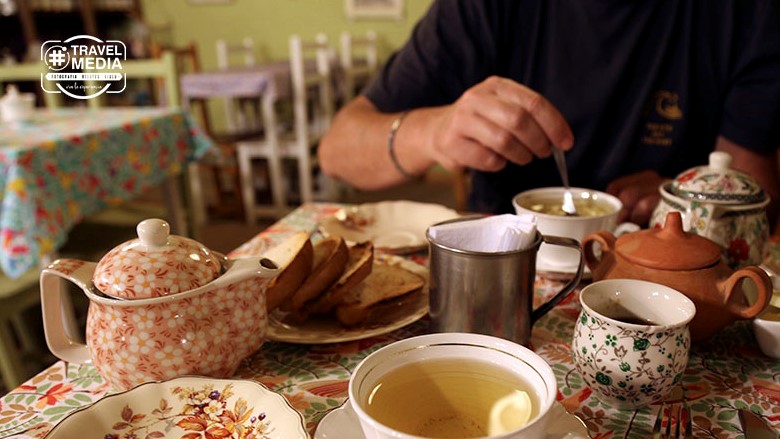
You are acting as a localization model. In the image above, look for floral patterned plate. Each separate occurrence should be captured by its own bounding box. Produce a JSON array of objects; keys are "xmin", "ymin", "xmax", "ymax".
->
[{"xmin": 44, "ymin": 376, "xmax": 309, "ymax": 439}]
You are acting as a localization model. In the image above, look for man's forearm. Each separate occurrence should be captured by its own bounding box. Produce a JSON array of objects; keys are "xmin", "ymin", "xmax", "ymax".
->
[{"xmin": 318, "ymin": 97, "xmax": 436, "ymax": 190}]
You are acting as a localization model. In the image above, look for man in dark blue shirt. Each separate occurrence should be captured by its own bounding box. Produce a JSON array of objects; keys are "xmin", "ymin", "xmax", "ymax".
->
[{"xmin": 319, "ymin": 0, "xmax": 780, "ymax": 227}]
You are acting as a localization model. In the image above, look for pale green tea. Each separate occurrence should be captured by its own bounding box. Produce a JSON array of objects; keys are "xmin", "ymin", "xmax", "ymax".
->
[
  {"xmin": 522, "ymin": 195, "xmax": 614, "ymax": 217},
  {"xmin": 362, "ymin": 358, "xmax": 538, "ymax": 438}
]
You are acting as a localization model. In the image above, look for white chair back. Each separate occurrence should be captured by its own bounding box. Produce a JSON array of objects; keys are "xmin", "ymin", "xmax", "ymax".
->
[
  {"xmin": 235, "ymin": 33, "xmax": 337, "ymax": 222},
  {"xmin": 339, "ymin": 30, "xmax": 378, "ymax": 101},
  {"xmin": 216, "ymin": 37, "xmax": 257, "ymax": 70},
  {"xmin": 289, "ymin": 33, "xmax": 335, "ymax": 148},
  {"xmin": 215, "ymin": 37, "xmax": 259, "ymax": 133}
]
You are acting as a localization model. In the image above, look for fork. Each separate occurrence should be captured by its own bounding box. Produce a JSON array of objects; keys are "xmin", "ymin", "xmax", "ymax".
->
[{"xmin": 652, "ymin": 400, "xmax": 693, "ymax": 439}]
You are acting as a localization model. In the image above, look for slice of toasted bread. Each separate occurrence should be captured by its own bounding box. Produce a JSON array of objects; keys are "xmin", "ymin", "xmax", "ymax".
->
[
  {"xmin": 334, "ymin": 263, "xmax": 426, "ymax": 326},
  {"xmin": 302, "ymin": 241, "xmax": 374, "ymax": 315},
  {"xmin": 282, "ymin": 235, "xmax": 349, "ymax": 311},
  {"xmin": 263, "ymin": 231, "xmax": 314, "ymax": 311}
]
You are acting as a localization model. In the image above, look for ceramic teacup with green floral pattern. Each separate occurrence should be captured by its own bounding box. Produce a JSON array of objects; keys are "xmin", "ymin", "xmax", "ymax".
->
[{"xmin": 572, "ymin": 279, "xmax": 696, "ymax": 409}]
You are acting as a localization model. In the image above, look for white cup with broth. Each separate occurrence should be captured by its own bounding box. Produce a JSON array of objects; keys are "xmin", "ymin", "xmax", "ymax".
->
[
  {"xmin": 348, "ymin": 333, "xmax": 557, "ymax": 439},
  {"xmin": 513, "ymin": 187, "xmax": 638, "ymax": 272}
]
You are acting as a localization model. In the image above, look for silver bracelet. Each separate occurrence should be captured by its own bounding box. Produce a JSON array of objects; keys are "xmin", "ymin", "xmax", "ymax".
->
[{"xmin": 387, "ymin": 111, "xmax": 416, "ymax": 179}]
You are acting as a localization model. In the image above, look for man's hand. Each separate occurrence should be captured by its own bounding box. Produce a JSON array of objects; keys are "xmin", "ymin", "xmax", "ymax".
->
[
  {"xmin": 606, "ymin": 170, "xmax": 670, "ymax": 226},
  {"xmin": 423, "ymin": 76, "xmax": 574, "ymax": 172}
]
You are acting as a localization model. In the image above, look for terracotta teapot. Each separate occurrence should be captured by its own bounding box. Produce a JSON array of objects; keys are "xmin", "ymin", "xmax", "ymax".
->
[
  {"xmin": 649, "ymin": 151, "xmax": 770, "ymax": 269},
  {"xmin": 582, "ymin": 211, "xmax": 771, "ymax": 342},
  {"xmin": 40, "ymin": 218, "xmax": 279, "ymax": 390}
]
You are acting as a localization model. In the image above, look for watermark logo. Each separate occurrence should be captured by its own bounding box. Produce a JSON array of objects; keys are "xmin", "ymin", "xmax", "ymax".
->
[{"xmin": 41, "ymin": 35, "xmax": 126, "ymax": 100}]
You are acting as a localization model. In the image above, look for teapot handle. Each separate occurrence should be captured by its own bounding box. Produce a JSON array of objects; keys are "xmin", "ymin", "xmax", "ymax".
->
[
  {"xmin": 40, "ymin": 259, "xmax": 95, "ymax": 365},
  {"xmin": 721, "ymin": 266, "xmax": 772, "ymax": 319},
  {"xmin": 582, "ymin": 231, "xmax": 616, "ymax": 273}
]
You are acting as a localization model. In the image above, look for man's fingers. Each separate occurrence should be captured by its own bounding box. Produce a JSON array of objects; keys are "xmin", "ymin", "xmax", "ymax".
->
[
  {"xmin": 471, "ymin": 92, "xmax": 554, "ymax": 160},
  {"xmin": 434, "ymin": 76, "xmax": 573, "ymax": 170},
  {"xmin": 488, "ymin": 77, "xmax": 574, "ymax": 150},
  {"xmin": 441, "ymin": 98, "xmax": 532, "ymax": 169}
]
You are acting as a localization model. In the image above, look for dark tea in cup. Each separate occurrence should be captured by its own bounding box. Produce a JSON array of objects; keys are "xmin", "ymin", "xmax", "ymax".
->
[{"xmin": 572, "ymin": 279, "xmax": 696, "ymax": 409}]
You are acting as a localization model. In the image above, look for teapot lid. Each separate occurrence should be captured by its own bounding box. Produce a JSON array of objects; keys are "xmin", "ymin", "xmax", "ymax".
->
[
  {"xmin": 617, "ymin": 212, "xmax": 722, "ymax": 270},
  {"xmin": 93, "ymin": 218, "xmax": 223, "ymax": 299},
  {"xmin": 670, "ymin": 151, "xmax": 766, "ymax": 205}
]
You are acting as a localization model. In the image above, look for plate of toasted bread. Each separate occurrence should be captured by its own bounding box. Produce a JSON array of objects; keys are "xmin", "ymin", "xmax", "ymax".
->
[
  {"xmin": 261, "ymin": 230, "xmax": 429, "ymax": 344},
  {"xmin": 319, "ymin": 201, "xmax": 460, "ymax": 254}
]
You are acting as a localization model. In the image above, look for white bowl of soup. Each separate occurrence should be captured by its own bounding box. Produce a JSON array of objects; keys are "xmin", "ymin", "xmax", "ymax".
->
[{"xmin": 513, "ymin": 187, "xmax": 625, "ymax": 272}]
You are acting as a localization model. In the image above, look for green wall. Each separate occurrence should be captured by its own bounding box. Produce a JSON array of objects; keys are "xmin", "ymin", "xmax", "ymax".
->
[{"xmin": 140, "ymin": 0, "xmax": 433, "ymax": 70}]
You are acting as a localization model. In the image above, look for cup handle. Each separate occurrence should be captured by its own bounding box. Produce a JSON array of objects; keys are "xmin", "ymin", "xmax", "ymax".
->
[{"xmin": 531, "ymin": 235, "xmax": 584, "ymax": 323}]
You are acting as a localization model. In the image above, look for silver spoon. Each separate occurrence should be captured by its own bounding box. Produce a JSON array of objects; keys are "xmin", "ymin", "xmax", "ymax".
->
[{"xmin": 552, "ymin": 148, "xmax": 578, "ymax": 216}]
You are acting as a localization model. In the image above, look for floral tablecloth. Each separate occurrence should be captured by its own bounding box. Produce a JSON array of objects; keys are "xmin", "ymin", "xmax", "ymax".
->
[
  {"xmin": 0, "ymin": 107, "xmax": 213, "ymax": 278},
  {"xmin": 1, "ymin": 203, "xmax": 779, "ymax": 439}
]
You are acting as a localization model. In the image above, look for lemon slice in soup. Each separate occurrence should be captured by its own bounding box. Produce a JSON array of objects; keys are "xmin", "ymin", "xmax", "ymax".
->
[{"xmin": 488, "ymin": 390, "xmax": 533, "ymax": 435}]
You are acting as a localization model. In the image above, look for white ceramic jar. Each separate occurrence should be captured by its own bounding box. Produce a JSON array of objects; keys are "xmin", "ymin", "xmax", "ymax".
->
[
  {"xmin": 650, "ymin": 151, "xmax": 770, "ymax": 269},
  {"xmin": 0, "ymin": 85, "xmax": 35, "ymax": 123}
]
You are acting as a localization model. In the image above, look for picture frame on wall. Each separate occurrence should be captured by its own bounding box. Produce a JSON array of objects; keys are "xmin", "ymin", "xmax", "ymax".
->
[{"xmin": 345, "ymin": 0, "xmax": 404, "ymax": 21}]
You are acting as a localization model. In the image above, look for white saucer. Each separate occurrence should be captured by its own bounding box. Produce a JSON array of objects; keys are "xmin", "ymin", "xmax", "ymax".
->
[
  {"xmin": 319, "ymin": 201, "xmax": 460, "ymax": 254},
  {"xmin": 314, "ymin": 401, "xmax": 592, "ymax": 439}
]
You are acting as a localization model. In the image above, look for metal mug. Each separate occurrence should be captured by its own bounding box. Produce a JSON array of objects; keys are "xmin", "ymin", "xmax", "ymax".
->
[{"xmin": 426, "ymin": 217, "xmax": 584, "ymax": 346}]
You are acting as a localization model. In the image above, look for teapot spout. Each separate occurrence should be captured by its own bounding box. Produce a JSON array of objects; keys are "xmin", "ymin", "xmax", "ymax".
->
[{"xmin": 211, "ymin": 256, "xmax": 280, "ymax": 288}]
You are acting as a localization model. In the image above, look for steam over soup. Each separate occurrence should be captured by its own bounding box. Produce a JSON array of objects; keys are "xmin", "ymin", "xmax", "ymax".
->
[{"xmin": 521, "ymin": 195, "xmax": 615, "ymax": 217}]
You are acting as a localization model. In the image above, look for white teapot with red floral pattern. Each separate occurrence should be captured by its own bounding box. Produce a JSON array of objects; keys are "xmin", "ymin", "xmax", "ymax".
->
[
  {"xmin": 40, "ymin": 218, "xmax": 279, "ymax": 390},
  {"xmin": 650, "ymin": 151, "xmax": 770, "ymax": 269}
]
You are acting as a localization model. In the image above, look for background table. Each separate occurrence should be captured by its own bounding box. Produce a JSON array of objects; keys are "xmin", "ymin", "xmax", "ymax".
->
[
  {"xmin": 2, "ymin": 203, "xmax": 779, "ymax": 438},
  {"xmin": 0, "ymin": 107, "xmax": 212, "ymax": 278}
]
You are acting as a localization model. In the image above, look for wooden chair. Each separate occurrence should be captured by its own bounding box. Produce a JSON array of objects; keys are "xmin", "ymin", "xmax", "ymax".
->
[
  {"xmin": 236, "ymin": 33, "xmax": 336, "ymax": 222},
  {"xmin": 215, "ymin": 37, "xmax": 261, "ymax": 135},
  {"xmin": 87, "ymin": 51, "xmax": 180, "ymax": 110},
  {"xmin": 83, "ymin": 52, "xmax": 206, "ymax": 239},
  {"xmin": 339, "ymin": 30, "xmax": 378, "ymax": 103},
  {"xmin": 0, "ymin": 270, "xmax": 48, "ymax": 390},
  {"xmin": 0, "ymin": 62, "xmax": 64, "ymax": 390},
  {"xmin": 151, "ymin": 42, "xmax": 246, "ymax": 219}
]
